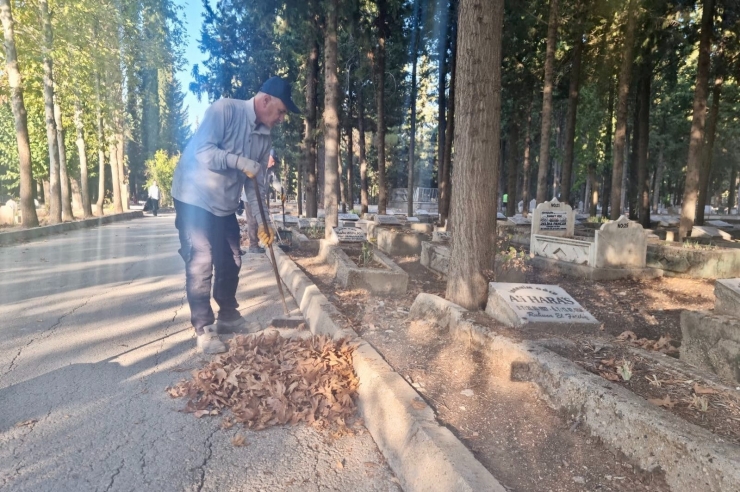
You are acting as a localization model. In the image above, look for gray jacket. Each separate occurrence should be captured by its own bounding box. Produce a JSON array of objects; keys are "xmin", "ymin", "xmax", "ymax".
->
[{"xmin": 171, "ymin": 97, "xmax": 271, "ymax": 221}]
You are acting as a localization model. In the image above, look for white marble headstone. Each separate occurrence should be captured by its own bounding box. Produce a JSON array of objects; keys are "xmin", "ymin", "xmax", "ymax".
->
[
  {"xmin": 530, "ymin": 198, "xmax": 575, "ymax": 237},
  {"xmin": 374, "ymin": 214, "xmax": 402, "ymax": 226},
  {"xmin": 330, "ymin": 227, "xmax": 367, "ymax": 243},
  {"xmin": 0, "ymin": 205, "xmax": 13, "ymax": 225},
  {"xmin": 485, "ymin": 283, "xmax": 599, "ymax": 327},
  {"xmin": 592, "ymin": 215, "xmax": 647, "ymax": 268}
]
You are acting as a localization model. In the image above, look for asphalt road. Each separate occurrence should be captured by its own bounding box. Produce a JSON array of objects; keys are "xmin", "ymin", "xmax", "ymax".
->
[{"xmin": 0, "ymin": 213, "xmax": 399, "ymax": 492}]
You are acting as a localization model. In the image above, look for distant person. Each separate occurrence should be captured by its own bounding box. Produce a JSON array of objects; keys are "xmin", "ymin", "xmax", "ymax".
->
[
  {"xmin": 502, "ymin": 193, "xmax": 508, "ymax": 214},
  {"xmin": 148, "ymin": 181, "xmax": 160, "ymax": 217},
  {"xmin": 170, "ymin": 76, "xmax": 299, "ymax": 354}
]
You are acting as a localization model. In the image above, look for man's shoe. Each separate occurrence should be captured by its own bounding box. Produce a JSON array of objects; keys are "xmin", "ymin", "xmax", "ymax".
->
[
  {"xmin": 216, "ymin": 315, "xmax": 247, "ymax": 334},
  {"xmin": 248, "ymin": 245, "xmax": 265, "ymax": 254},
  {"xmin": 196, "ymin": 325, "xmax": 227, "ymax": 354}
]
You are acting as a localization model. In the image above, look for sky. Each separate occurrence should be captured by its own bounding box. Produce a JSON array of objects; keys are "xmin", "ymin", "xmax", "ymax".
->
[{"xmin": 174, "ymin": 0, "xmax": 211, "ymax": 129}]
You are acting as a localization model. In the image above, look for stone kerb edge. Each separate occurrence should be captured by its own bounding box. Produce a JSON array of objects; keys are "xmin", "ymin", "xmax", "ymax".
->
[
  {"xmin": 0, "ymin": 211, "xmax": 145, "ymax": 246},
  {"xmin": 409, "ymin": 293, "xmax": 740, "ymax": 492},
  {"xmin": 270, "ymin": 247, "xmax": 505, "ymax": 492}
]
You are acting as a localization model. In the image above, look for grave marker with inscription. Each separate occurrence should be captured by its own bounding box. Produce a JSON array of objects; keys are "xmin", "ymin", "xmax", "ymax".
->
[
  {"xmin": 374, "ymin": 214, "xmax": 402, "ymax": 226},
  {"xmin": 485, "ymin": 283, "xmax": 599, "ymax": 328},
  {"xmin": 591, "ymin": 215, "xmax": 647, "ymax": 268},
  {"xmin": 330, "ymin": 227, "xmax": 367, "ymax": 243},
  {"xmin": 530, "ymin": 198, "xmax": 575, "ymax": 238}
]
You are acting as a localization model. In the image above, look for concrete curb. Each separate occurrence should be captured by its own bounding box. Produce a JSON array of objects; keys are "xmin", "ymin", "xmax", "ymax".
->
[
  {"xmin": 271, "ymin": 247, "xmax": 505, "ymax": 492},
  {"xmin": 0, "ymin": 211, "xmax": 145, "ymax": 247},
  {"xmin": 410, "ymin": 293, "xmax": 740, "ymax": 492},
  {"xmin": 530, "ymin": 256, "xmax": 664, "ymax": 280}
]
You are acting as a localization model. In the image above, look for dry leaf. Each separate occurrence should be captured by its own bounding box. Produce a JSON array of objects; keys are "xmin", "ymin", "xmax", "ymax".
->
[
  {"xmin": 617, "ymin": 331, "xmax": 638, "ymax": 341},
  {"xmin": 648, "ymin": 395, "xmax": 675, "ymax": 409},
  {"xmin": 15, "ymin": 419, "xmax": 37, "ymax": 428},
  {"xmin": 193, "ymin": 410, "xmax": 210, "ymax": 418},
  {"xmin": 410, "ymin": 399, "xmax": 426, "ymax": 410},
  {"xmin": 600, "ymin": 371, "xmax": 620, "ymax": 382},
  {"xmin": 693, "ymin": 384, "xmax": 718, "ymax": 395},
  {"xmin": 336, "ymin": 460, "xmax": 344, "ymax": 470},
  {"xmin": 231, "ymin": 434, "xmax": 247, "ymax": 447}
]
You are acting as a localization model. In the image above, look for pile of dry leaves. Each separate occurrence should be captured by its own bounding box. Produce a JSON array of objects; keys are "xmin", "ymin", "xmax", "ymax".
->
[
  {"xmin": 167, "ymin": 332, "xmax": 359, "ymax": 430},
  {"xmin": 616, "ymin": 330, "xmax": 678, "ymax": 354}
]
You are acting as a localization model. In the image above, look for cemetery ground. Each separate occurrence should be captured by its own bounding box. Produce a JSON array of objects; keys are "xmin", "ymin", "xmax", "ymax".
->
[{"xmin": 287, "ymin": 233, "xmax": 739, "ymax": 492}]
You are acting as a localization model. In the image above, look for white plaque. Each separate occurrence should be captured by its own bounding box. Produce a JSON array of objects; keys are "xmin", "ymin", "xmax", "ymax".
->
[
  {"xmin": 331, "ymin": 227, "xmax": 366, "ymax": 243},
  {"xmin": 485, "ymin": 283, "xmax": 599, "ymax": 327}
]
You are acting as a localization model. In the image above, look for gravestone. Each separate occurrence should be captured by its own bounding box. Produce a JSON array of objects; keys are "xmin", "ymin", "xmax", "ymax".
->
[
  {"xmin": 330, "ymin": 227, "xmax": 366, "ymax": 243},
  {"xmin": 374, "ymin": 214, "xmax": 402, "ymax": 226},
  {"xmin": 707, "ymin": 220, "xmax": 733, "ymax": 229},
  {"xmin": 529, "ymin": 199, "xmax": 537, "ymax": 213},
  {"xmin": 497, "ymin": 212, "xmax": 506, "ymax": 219},
  {"xmin": 507, "ymin": 214, "xmax": 531, "ymax": 226},
  {"xmin": 691, "ymin": 226, "xmax": 731, "ymax": 241},
  {"xmin": 485, "ymin": 282, "xmax": 599, "ymax": 327},
  {"xmin": 432, "ymin": 230, "xmax": 451, "ymax": 242},
  {"xmin": 406, "ymin": 216, "xmax": 420, "ymax": 223},
  {"xmin": 518, "ymin": 201, "xmax": 523, "ymax": 213},
  {"xmin": 272, "ymin": 213, "xmax": 300, "ymax": 225},
  {"xmin": 338, "ymin": 213, "xmax": 360, "ymax": 221},
  {"xmin": 531, "ymin": 197, "xmax": 575, "ymax": 237},
  {"xmin": 715, "ymin": 279, "xmax": 740, "ymax": 318},
  {"xmin": 0, "ymin": 205, "xmax": 13, "ymax": 225},
  {"xmin": 592, "ymin": 215, "xmax": 647, "ymax": 268}
]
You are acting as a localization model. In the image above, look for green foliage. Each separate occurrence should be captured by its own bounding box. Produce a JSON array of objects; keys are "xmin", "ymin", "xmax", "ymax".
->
[{"xmin": 144, "ymin": 150, "xmax": 178, "ymax": 206}]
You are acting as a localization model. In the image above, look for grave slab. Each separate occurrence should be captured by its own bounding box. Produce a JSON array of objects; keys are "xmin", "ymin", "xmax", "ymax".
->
[
  {"xmin": 691, "ymin": 226, "xmax": 731, "ymax": 241},
  {"xmin": 592, "ymin": 215, "xmax": 647, "ymax": 268},
  {"xmin": 374, "ymin": 214, "xmax": 402, "ymax": 226},
  {"xmin": 0, "ymin": 205, "xmax": 14, "ymax": 226},
  {"xmin": 420, "ymin": 241, "xmax": 450, "ymax": 275},
  {"xmin": 272, "ymin": 213, "xmax": 300, "ymax": 225},
  {"xmin": 707, "ymin": 220, "xmax": 733, "ymax": 229},
  {"xmin": 409, "ymin": 223, "xmax": 433, "ymax": 234},
  {"xmin": 338, "ymin": 213, "xmax": 360, "ymax": 221},
  {"xmin": 485, "ymin": 282, "xmax": 599, "ymax": 329},
  {"xmin": 681, "ymin": 310, "xmax": 740, "ymax": 384},
  {"xmin": 377, "ymin": 228, "xmax": 424, "ymax": 256},
  {"xmin": 507, "ymin": 215, "xmax": 531, "ymax": 226},
  {"xmin": 715, "ymin": 279, "xmax": 740, "ymax": 318},
  {"xmin": 329, "ymin": 227, "xmax": 367, "ymax": 244},
  {"xmin": 432, "ymin": 230, "xmax": 451, "ymax": 243}
]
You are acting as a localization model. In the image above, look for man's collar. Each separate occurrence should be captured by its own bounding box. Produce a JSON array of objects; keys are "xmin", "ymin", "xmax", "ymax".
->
[{"xmin": 246, "ymin": 98, "xmax": 271, "ymax": 135}]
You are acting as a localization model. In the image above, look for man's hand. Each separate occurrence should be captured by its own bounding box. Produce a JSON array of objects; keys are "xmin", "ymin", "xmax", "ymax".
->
[
  {"xmin": 258, "ymin": 223, "xmax": 276, "ymax": 246},
  {"xmin": 236, "ymin": 157, "xmax": 260, "ymax": 179}
]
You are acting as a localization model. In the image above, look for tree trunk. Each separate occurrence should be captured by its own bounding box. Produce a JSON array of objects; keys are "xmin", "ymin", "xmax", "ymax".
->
[
  {"xmin": 440, "ymin": 11, "xmax": 458, "ymax": 226},
  {"xmin": 407, "ymin": 0, "xmax": 421, "ymax": 217},
  {"xmin": 601, "ymin": 79, "xmax": 614, "ymax": 217},
  {"xmin": 118, "ymin": 135, "xmax": 128, "ymax": 211},
  {"xmin": 696, "ymin": 71, "xmax": 723, "ymax": 224},
  {"xmin": 0, "ymin": 0, "xmax": 39, "ymax": 227},
  {"xmin": 446, "ymin": 0, "xmax": 504, "ymax": 310},
  {"xmin": 436, "ymin": 0, "xmax": 450, "ymax": 216},
  {"xmin": 358, "ymin": 87, "xmax": 369, "ymax": 214},
  {"xmin": 679, "ymin": 0, "xmax": 715, "ymax": 238},
  {"xmin": 588, "ymin": 164, "xmax": 598, "ymax": 217},
  {"xmin": 728, "ymin": 160, "xmax": 738, "ymax": 213},
  {"xmin": 521, "ymin": 95, "xmax": 534, "ymax": 216},
  {"xmin": 109, "ymin": 139, "xmax": 123, "ymax": 214},
  {"xmin": 95, "ymin": 73, "xmax": 106, "ymax": 216},
  {"xmin": 346, "ymin": 86, "xmax": 354, "ymax": 212},
  {"xmin": 74, "ymin": 99, "xmax": 93, "ymax": 217},
  {"xmin": 560, "ymin": 33, "xmax": 583, "ymax": 206},
  {"xmin": 304, "ymin": 41, "xmax": 319, "ymax": 218},
  {"xmin": 609, "ymin": 0, "xmax": 637, "ymax": 220},
  {"xmin": 637, "ymin": 59, "xmax": 652, "ymax": 228},
  {"xmin": 323, "ymin": 0, "xmax": 339, "ymax": 237},
  {"xmin": 506, "ymin": 120, "xmax": 519, "ymax": 217},
  {"xmin": 40, "ymin": 0, "xmax": 61, "ymax": 224},
  {"xmin": 70, "ymin": 177, "xmax": 83, "ymax": 213},
  {"xmin": 652, "ymin": 143, "xmax": 664, "ymax": 213},
  {"xmin": 628, "ymin": 90, "xmax": 640, "ymax": 220},
  {"xmin": 53, "ymin": 98, "xmax": 74, "ymax": 220},
  {"xmin": 375, "ymin": 0, "xmax": 388, "ymax": 214},
  {"xmin": 535, "ymin": 0, "xmax": 559, "ymax": 204}
]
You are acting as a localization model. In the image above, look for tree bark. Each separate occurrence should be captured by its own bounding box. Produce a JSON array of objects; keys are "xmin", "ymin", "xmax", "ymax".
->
[
  {"xmin": 636, "ymin": 58, "xmax": 652, "ymax": 228},
  {"xmin": 560, "ymin": 33, "xmax": 583, "ymax": 206},
  {"xmin": 506, "ymin": 120, "xmax": 519, "ymax": 217},
  {"xmin": 696, "ymin": 71, "xmax": 723, "ymax": 224},
  {"xmin": 74, "ymin": 100, "xmax": 93, "ymax": 217},
  {"xmin": 0, "ymin": 0, "xmax": 39, "ymax": 227},
  {"xmin": 679, "ymin": 0, "xmax": 715, "ymax": 238},
  {"xmin": 375, "ymin": 0, "xmax": 388, "ymax": 214},
  {"xmin": 53, "ymin": 99, "xmax": 74, "ymax": 220},
  {"xmin": 95, "ymin": 73, "xmax": 106, "ymax": 216},
  {"xmin": 439, "ymin": 11, "xmax": 458, "ymax": 226},
  {"xmin": 304, "ymin": 41, "xmax": 320, "ymax": 218},
  {"xmin": 521, "ymin": 96, "xmax": 534, "ymax": 216},
  {"xmin": 652, "ymin": 143, "xmax": 664, "ymax": 213},
  {"xmin": 323, "ymin": 0, "xmax": 340, "ymax": 237},
  {"xmin": 446, "ymin": 0, "xmax": 504, "ymax": 310},
  {"xmin": 628, "ymin": 90, "xmax": 640, "ymax": 220},
  {"xmin": 345, "ymin": 90, "xmax": 354, "ymax": 212},
  {"xmin": 40, "ymin": 0, "xmax": 61, "ymax": 224},
  {"xmin": 358, "ymin": 86, "xmax": 369, "ymax": 214},
  {"xmin": 535, "ymin": 0, "xmax": 559, "ymax": 204},
  {"xmin": 609, "ymin": 0, "xmax": 637, "ymax": 220},
  {"xmin": 436, "ymin": 0, "xmax": 450, "ymax": 216},
  {"xmin": 407, "ymin": 0, "xmax": 421, "ymax": 217},
  {"xmin": 109, "ymin": 139, "xmax": 123, "ymax": 214},
  {"xmin": 601, "ymin": 79, "xmax": 614, "ymax": 217},
  {"xmin": 728, "ymin": 160, "xmax": 738, "ymax": 214}
]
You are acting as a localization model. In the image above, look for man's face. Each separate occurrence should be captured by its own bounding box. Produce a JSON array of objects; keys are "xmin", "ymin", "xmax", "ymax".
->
[{"xmin": 260, "ymin": 95, "xmax": 288, "ymax": 129}]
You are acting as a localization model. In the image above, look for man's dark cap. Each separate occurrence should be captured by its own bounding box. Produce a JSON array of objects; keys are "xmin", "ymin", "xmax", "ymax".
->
[{"xmin": 260, "ymin": 76, "xmax": 300, "ymax": 114}]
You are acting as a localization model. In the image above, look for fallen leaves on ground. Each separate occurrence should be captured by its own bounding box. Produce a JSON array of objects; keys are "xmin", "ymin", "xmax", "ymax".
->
[
  {"xmin": 693, "ymin": 383, "xmax": 719, "ymax": 395},
  {"xmin": 617, "ymin": 331, "xmax": 678, "ymax": 354},
  {"xmin": 231, "ymin": 434, "xmax": 247, "ymax": 447},
  {"xmin": 648, "ymin": 395, "xmax": 676, "ymax": 408},
  {"xmin": 14, "ymin": 419, "xmax": 37, "ymax": 428},
  {"xmin": 167, "ymin": 332, "xmax": 359, "ymax": 431}
]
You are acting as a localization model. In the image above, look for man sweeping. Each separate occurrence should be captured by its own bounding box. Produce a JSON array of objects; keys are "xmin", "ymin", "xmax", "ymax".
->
[{"xmin": 171, "ymin": 76, "xmax": 300, "ymax": 354}]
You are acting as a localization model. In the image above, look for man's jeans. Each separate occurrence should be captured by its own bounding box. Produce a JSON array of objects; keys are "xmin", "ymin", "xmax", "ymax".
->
[
  {"xmin": 151, "ymin": 198, "xmax": 159, "ymax": 216},
  {"xmin": 174, "ymin": 199, "xmax": 241, "ymax": 335}
]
